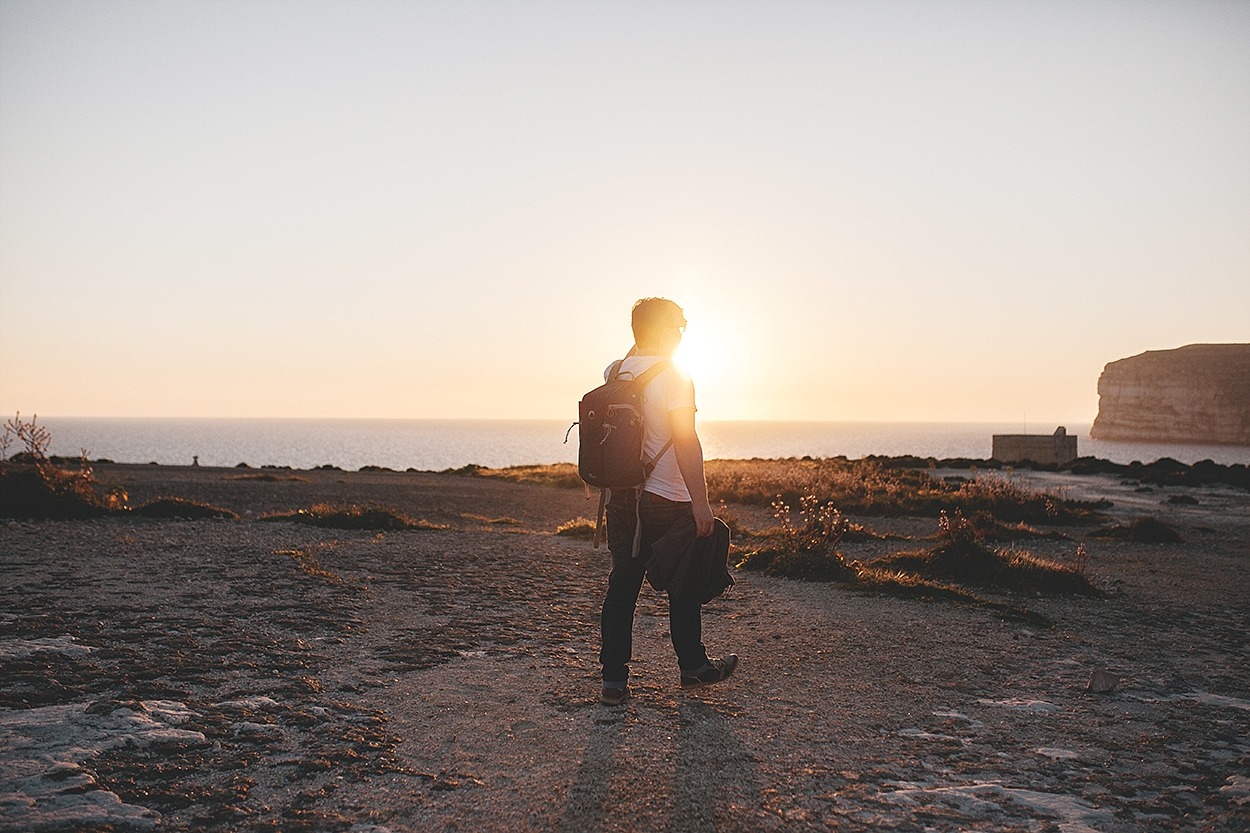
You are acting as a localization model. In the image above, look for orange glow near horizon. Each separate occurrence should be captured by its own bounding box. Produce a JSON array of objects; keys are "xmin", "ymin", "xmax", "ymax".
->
[{"xmin": 1, "ymin": 3, "xmax": 1247, "ymax": 425}]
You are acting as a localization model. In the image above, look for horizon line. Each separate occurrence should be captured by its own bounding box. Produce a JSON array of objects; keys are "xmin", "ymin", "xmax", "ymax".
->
[{"xmin": 19, "ymin": 413, "xmax": 1098, "ymax": 427}]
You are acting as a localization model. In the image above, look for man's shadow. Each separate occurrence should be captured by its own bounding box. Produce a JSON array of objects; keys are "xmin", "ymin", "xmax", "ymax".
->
[
  {"xmin": 556, "ymin": 709, "xmax": 626, "ymax": 833},
  {"xmin": 670, "ymin": 698, "xmax": 762, "ymax": 832},
  {"xmin": 557, "ymin": 697, "xmax": 764, "ymax": 832}
]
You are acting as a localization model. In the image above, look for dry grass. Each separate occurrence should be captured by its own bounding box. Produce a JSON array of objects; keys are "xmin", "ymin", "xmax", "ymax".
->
[
  {"xmin": 851, "ymin": 566, "xmax": 1051, "ymax": 625},
  {"xmin": 463, "ymin": 513, "xmax": 524, "ymax": 526},
  {"xmin": 273, "ymin": 547, "xmax": 346, "ymax": 585},
  {"xmin": 555, "ymin": 517, "xmax": 597, "ymax": 539},
  {"xmin": 227, "ymin": 473, "xmax": 309, "ymax": 483},
  {"xmin": 450, "ymin": 463, "xmax": 584, "ymax": 490},
  {"xmin": 873, "ymin": 542, "xmax": 1100, "ymax": 597},
  {"xmin": 736, "ymin": 500, "xmax": 1100, "ymax": 625},
  {"xmin": 864, "ymin": 509, "xmax": 1100, "ymax": 596},
  {"xmin": 473, "ymin": 458, "xmax": 1107, "ymax": 525},
  {"xmin": 707, "ymin": 459, "xmax": 1106, "ymax": 524}
]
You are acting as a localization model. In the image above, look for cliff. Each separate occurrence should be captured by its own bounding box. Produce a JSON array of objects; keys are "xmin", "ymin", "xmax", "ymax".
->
[{"xmin": 1091, "ymin": 344, "xmax": 1250, "ymax": 445}]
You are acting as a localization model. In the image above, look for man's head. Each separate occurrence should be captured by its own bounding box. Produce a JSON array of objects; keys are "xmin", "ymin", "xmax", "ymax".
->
[{"xmin": 631, "ymin": 297, "xmax": 686, "ymax": 355}]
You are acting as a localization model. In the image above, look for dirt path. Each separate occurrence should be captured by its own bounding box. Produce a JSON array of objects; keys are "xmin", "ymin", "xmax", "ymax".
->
[{"xmin": 1, "ymin": 467, "xmax": 1247, "ymax": 831}]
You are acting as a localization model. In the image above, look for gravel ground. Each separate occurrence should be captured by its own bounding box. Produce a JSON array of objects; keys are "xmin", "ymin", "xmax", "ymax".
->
[{"xmin": 1, "ymin": 464, "xmax": 1247, "ymax": 832}]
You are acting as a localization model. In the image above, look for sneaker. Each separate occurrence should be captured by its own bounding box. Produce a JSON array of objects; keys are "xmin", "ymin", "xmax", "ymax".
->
[
  {"xmin": 600, "ymin": 685, "xmax": 627, "ymax": 706},
  {"xmin": 680, "ymin": 654, "xmax": 739, "ymax": 688}
]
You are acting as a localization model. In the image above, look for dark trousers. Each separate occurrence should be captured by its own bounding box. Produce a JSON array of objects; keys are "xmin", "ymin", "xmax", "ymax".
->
[{"xmin": 599, "ymin": 489, "xmax": 709, "ymax": 683}]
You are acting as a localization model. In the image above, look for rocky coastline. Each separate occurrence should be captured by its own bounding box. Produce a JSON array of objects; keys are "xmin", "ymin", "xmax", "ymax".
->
[
  {"xmin": 1091, "ymin": 344, "xmax": 1250, "ymax": 445},
  {"xmin": 2, "ymin": 461, "xmax": 1249, "ymax": 831}
]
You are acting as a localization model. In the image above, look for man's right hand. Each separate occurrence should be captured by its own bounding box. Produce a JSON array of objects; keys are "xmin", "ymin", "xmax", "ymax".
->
[{"xmin": 693, "ymin": 501, "xmax": 715, "ymax": 538}]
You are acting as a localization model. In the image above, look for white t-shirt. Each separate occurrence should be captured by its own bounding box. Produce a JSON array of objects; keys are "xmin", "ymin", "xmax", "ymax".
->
[{"xmin": 606, "ymin": 355, "xmax": 696, "ymax": 502}]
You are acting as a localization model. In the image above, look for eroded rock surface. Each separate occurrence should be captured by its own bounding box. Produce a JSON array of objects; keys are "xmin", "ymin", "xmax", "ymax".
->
[{"xmin": 1092, "ymin": 344, "xmax": 1250, "ymax": 445}]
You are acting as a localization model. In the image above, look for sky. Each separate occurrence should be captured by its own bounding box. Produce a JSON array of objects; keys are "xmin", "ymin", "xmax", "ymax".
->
[{"xmin": 1, "ymin": 0, "xmax": 1247, "ymax": 425}]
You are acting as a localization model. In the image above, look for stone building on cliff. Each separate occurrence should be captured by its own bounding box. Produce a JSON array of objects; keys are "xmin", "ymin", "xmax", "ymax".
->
[{"xmin": 992, "ymin": 427, "xmax": 1079, "ymax": 466}]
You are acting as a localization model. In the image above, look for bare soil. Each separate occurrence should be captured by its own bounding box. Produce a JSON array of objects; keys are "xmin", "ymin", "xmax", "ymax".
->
[{"xmin": 1, "ymin": 463, "xmax": 1247, "ymax": 832}]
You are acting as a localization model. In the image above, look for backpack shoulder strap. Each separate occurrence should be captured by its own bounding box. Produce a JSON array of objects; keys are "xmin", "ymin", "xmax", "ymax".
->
[
  {"xmin": 630, "ymin": 359, "xmax": 672, "ymax": 387},
  {"xmin": 637, "ymin": 359, "xmax": 675, "ymax": 474},
  {"xmin": 608, "ymin": 357, "xmax": 670, "ymax": 385}
]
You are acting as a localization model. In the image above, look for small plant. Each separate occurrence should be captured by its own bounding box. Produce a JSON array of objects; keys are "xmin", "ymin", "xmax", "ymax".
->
[
  {"xmin": 3, "ymin": 412, "xmax": 51, "ymax": 461},
  {"xmin": 771, "ymin": 494, "xmax": 850, "ymax": 555},
  {"xmin": 0, "ymin": 413, "xmax": 119, "ymax": 519},
  {"xmin": 738, "ymin": 495, "xmax": 855, "ymax": 581},
  {"xmin": 713, "ymin": 500, "xmax": 748, "ymax": 538},
  {"xmin": 936, "ymin": 508, "xmax": 983, "ymax": 546}
]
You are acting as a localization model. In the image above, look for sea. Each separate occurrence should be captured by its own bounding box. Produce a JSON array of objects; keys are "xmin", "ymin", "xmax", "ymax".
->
[{"xmin": 30, "ymin": 418, "xmax": 1250, "ymax": 472}]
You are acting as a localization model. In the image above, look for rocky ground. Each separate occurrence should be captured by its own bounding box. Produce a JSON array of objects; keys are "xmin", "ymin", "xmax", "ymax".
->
[{"xmin": 1, "ymin": 463, "xmax": 1248, "ymax": 832}]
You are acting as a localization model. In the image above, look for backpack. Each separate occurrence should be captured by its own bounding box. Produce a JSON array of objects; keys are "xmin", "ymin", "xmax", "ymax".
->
[
  {"xmin": 577, "ymin": 358, "xmax": 672, "ymax": 489},
  {"xmin": 573, "ymin": 357, "xmax": 672, "ymax": 547}
]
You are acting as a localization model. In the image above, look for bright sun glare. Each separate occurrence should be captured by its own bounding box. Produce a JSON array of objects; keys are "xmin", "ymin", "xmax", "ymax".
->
[
  {"xmin": 673, "ymin": 311, "xmax": 729, "ymax": 394},
  {"xmin": 668, "ymin": 298, "xmax": 765, "ymax": 419}
]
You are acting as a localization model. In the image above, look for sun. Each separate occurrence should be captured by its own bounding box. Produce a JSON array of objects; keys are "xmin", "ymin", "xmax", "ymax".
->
[
  {"xmin": 666, "ymin": 295, "xmax": 755, "ymax": 418},
  {"xmin": 673, "ymin": 322, "xmax": 725, "ymax": 392}
]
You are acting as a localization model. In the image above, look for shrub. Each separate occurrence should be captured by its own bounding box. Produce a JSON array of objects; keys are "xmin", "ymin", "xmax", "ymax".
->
[
  {"xmin": 735, "ymin": 497, "xmax": 1097, "ymax": 621},
  {"xmin": 736, "ymin": 495, "xmax": 856, "ymax": 582},
  {"xmin": 936, "ymin": 508, "xmax": 982, "ymax": 546},
  {"xmin": 132, "ymin": 498, "xmax": 238, "ymax": 520},
  {"xmin": 773, "ymin": 495, "xmax": 850, "ymax": 554},
  {"xmin": 261, "ymin": 503, "xmax": 445, "ymax": 531},
  {"xmin": 0, "ymin": 462, "xmax": 116, "ymax": 519},
  {"xmin": 1092, "ymin": 516, "xmax": 1182, "ymax": 543},
  {"xmin": 0, "ymin": 413, "xmax": 122, "ymax": 519},
  {"xmin": 929, "ymin": 507, "xmax": 1063, "ymax": 545},
  {"xmin": 739, "ymin": 545, "xmax": 858, "ymax": 582},
  {"xmin": 873, "ymin": 514, "xmax": 1101, "ymax": 596},
  {"xmin": 2, "ymin": 411, "xmax": 52, "ymax": 461}
]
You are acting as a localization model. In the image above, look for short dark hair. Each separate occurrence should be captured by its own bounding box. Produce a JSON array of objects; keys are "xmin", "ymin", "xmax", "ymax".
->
[{"xmin": 631, "ymin": 297, "xmax": 684, "ymax": 344}]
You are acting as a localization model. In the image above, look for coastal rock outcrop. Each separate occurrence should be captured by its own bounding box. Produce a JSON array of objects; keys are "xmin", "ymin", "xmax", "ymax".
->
[{"xmin": 1091, "ymin": 344, "xmax": 1250, "ymax": 445}]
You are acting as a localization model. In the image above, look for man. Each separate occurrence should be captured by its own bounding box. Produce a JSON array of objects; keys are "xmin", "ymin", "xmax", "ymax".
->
[{"xmin": 599, "ymin": 297, "xmax": 738, "ymax": 707}]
